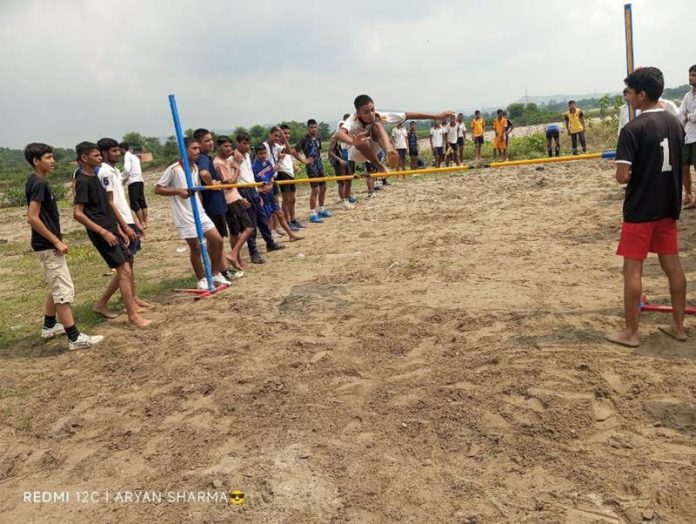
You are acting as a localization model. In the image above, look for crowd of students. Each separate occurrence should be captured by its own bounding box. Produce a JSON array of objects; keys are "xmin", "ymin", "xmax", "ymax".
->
[
  {"xmin": 22, "ymin": 67, "xmax": 696, "ymax": 351},
  {"xmin": 22, "ymin": 94, "xmax": 453, "ymax": 349}
]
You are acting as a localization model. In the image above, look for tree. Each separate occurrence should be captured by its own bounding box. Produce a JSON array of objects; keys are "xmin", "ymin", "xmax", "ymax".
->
[
  {"xmin": 506, "ymin": 103, "xmax": 525, "ymax": 121},
  {"xmin": 317, "ymin": 122, "xmax": 331, "ymax": 141},
  {"xmin": 121, "ymin": 132, "xmax": 145, "ymax": 150},
  {"xmin": 249, "ymin": 124, "xmax": 268, "ymax": 144}
]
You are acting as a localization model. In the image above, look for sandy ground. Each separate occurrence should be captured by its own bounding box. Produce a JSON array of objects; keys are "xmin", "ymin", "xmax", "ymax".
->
[{"xmin": 1, "ymin": 160, "xmax": 696, "ymax": 523}]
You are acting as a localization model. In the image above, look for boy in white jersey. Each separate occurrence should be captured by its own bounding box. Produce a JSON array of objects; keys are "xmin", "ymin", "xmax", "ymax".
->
[
  {"xmin": 95, "ymin": 138, "xmax": 150, "ymax": 318},
  {"xmin": 154, "ymin": 137, "xmax": 230, "ymax": 290}
]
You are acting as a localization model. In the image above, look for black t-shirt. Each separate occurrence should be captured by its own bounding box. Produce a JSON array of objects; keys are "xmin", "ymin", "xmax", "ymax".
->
[
  {"xmin": 617, "ymin": 109, "xmax": 684, "ymax": 222},
  {"xmin": 25, "ymin": 173, "xmax": 62, "ymax": 251},
  {"xmin": 74, "ymin": 173, "xmax": 118, "ymax": 232}
]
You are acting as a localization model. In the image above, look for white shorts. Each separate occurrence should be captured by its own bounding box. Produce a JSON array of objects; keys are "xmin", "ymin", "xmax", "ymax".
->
[
  {"xmin": 348, "ymin": 141, "xmax": 382, "ymax": 163},
  {"xmin": 176, "ymin": 216, "xmax": 215, "ymax": 240},
  {"xmin": 37, "ymin": 250, "xmax": 75, "ymax": 304}
]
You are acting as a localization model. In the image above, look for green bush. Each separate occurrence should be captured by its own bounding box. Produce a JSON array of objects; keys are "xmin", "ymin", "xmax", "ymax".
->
[
  {"xmin": 508, "ymin": 133, "xmax": 547, "ymax": 159},
  {"xmin": 0, "ymin": 185, "xmax": 26, "ymax": 208}
]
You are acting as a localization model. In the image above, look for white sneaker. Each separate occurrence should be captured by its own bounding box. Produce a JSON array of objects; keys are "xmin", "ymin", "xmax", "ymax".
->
[
  {"xmin": 275, "ymin": 228, "xmax": 286, "ymax": 236},
  {"xmin": 68, "ymin": 333, "xmax": 103, "ymax": 351},
  {"xmin": 213, "ymin": 273, "xmax": 231, "ymax": 286},
  {"xmin": 198, "ymin": 278, "xmax": 210, "ymax": 291},
  {"xmin": 368, "ymin": 192, "xmax": 376, "ymax": 199},
  {"xmin": 41, "ymin": 322, "xmax": 65, "ymax": 339},
  {"xmin": 343, "ymin": 200, "xmax": 354, "ymax": 209}
]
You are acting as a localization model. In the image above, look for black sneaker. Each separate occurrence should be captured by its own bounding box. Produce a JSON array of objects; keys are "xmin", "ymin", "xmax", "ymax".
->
[
  {"xmin": 251, "ymin": 254, "xmax": 266, "ymax": 264},
  {"xmin": 374, "ymin": 185, "xmax": 382, "ymax": 191},
  {"xmin": 267, "ymin": 243, "xmax": 286, "ymax": 252},
  {"xmin": 381, "ymin": 179, "xmax": 390, "ymax": 186}
]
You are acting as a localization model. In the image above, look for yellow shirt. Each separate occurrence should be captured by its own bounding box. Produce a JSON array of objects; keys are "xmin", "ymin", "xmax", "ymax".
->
[
  {"xmin": 564, "ymin": 109, "xmax": 584, "ymax": 133},
  {"xmin": 471, "ymin": 118, "xmax": 485, "ymax": 137},
  {"xmin": 493, "ymin": 117, "xmax": 508, "ymax": 137}
]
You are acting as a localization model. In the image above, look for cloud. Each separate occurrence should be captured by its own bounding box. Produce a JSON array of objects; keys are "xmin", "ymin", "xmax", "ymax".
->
[{"xmin": 0, "ymin": 0, "xmax": 693, "ymax": 147}]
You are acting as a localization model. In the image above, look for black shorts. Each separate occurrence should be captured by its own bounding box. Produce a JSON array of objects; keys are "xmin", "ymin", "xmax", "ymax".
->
[
  {"xmin": 225, "ymin": 200, "xmax": 254, "ymax": 235},
  {"xmin": 397, "ymin": 148, "xmax": 407, "ymax": 160},
  {"xmin": 209, "ymin": 213, "xmax": 228, "ymax": 237},
  {"xmin": 474, "ymin": 136, "xmax": 484, "ymax": 145},
  {"xmin": 434, "ymin": 146, "xmax": 444, "ymax": 156},
  {"xmin": 546, "ymin": 129, "xmax": 560, "ymax": 139},
  {"xmin": 276, "ymin": 172, "xmax": 296, "ymax": 193},
  {"xmin": 409, "ymin": 147, "xmax": 418, "ymax": 156},
  {"xmin": 127, "ymin": 182, "xmax": 147, "ymax": 211},
  {"xmin": 307, "ymin": 170, "xmax": 326, "ymax": 188},
  {"xmin": 364, "ymin": 162, "xmax": 378, "ymax": 174},
  {"xmin": 457, "ymin": 137, "xmax": 464, "ymax": 146},
  {"xmin": 88, "ymin": 230, "xmax": 128, "ymax": 269},
  {"xmin": 448, "ymin": 142, "xmax": 458, "ymax": 151}
]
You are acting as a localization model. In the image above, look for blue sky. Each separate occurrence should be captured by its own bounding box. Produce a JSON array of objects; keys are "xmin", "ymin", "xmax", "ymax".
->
[{"xmin": 0, "ymin": 0, "xmax": 693, "ymax": 147}]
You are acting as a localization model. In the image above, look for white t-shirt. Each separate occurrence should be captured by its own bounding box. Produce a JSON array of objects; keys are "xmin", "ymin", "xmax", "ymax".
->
[
  {"xmin": 618, "ymin": 104, "xmax": 641, "ymax": 135},
  {"xmin": 238, "ymin": 152, "xmax": 257, "ymax": 186},
  {"xmin": 275, "ymin": 144, "xmax": 295, "ymax": 177},
  {"xmin": 391, "ymin": 127, "xmax": 408, "ymax": 149},
  {"xmin": 123, "ymin": 151, "xmax": 143, "ymax": 184},
  {"xmin": 337, "ymin": 119, "xmax": 351, "ymax": 151},
  {"xmin": 457, "ymin": 122, "xmax": 466, "ymax": 138},
  {"xmin": 679, "ymin": 91, "xmax": 696, "ymax": 144},
  {"xmin": 430, "ymin": 127, "xmax": 444, "ymax": 147},
  {"xmin": 98, "ymin": 163, "xmax": 134, "ymax": 224},
  {"xmin": 156, "ymin": 162, "xmax": 209, "ymax": 229},
  {"xmin": 340, "ymin": 111, "xmax": 407, "ymax": 136},
  {"xmin": 446, "ymin": 124, "xmax": 458, "ymax": 143},
  {"xmin": 340, "ymin": 111, "xmax": 407, "ymax": 162}
]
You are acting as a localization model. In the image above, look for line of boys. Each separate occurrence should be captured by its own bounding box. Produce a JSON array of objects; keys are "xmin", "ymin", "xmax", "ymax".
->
[
  {"xmin": 25, "ymin": 138, "xmax": 156, "ymax": 351},
  {"xmin": 428, "ymin": 110, "xmax": 514, "ymax": 165}
]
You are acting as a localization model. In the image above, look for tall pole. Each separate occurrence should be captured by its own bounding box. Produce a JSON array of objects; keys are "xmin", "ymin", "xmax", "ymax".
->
[
  {"xmin": 168, "ymin": 95, "xmax": 215, "ymax": 292},
  {"xmin": 624, "ymin": 4, "xmax": 636, "ymax": 121}
]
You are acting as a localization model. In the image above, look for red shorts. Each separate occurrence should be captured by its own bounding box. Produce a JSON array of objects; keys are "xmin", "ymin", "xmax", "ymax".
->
[{"xmin": 616, "ymin": 218, "xmax": 678, "ymax": 260}]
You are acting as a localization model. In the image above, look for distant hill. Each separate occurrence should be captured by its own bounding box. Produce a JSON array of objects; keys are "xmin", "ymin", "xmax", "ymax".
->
[{"xmin": 515, "ymin": 84, "xmax": 690, "ymax": 106}]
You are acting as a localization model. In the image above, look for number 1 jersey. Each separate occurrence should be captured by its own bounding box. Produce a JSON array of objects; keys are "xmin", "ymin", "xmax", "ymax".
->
[{"xmin": 616, "ymin": 108, "xmax": 684, "ymax": 222}]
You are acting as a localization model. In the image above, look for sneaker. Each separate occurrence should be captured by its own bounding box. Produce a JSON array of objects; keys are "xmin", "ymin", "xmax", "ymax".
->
[
  {"xmin": 198, "ymin": 278, "xmax": 211, "ymax": 290},
  {"xmin": 251, "ymin": 254, "xmax": 266, "ymax": 264},
  {"xmin": 373, "ymin": 185, "xmax": 382, "ymax": 191},
  {"xmin": 291, "ymin": 220, "xmax": 305, "ymax": 229},
  {"xmin": 368, "ymin": 192, "xmax": 376, "ymax": 199},
  {"xmin": 381, "ymin": 179, "xmax": 390, "ymax": 186},
  {"xmin": 275, "ymin": 228, "xmax": 286, "ymax": 236},
  {"xmin": 267, "ymin": 243, "xmax": 285, "ymax": 252},
  {"xmin": 289, "ymin": 224, "xmax": 301, "ymax": 232},
  {"xmin": 318, "ymin": 209, "xmax": 333, "ymax": 218},
  {"xmin": 68, "ymin": 333, "xmax": 104, "ymax": 351},
  {"xmin": 309, "ymin": 214, "xmax": 323, "ymax": 223},
  {"xmin": 213, "ymin": 273, "xmax": 231, "ymax": 286},
  {"xmin": 41, "ymin": 322, "xmax": 65, "ymax": 339},
  {"xmin": 348, "ymin": 196, "xmax": 358, "ymax": 204},
  {"xmin": 343, "ymin": 200, "xmax": 354, "ymax": 209}
]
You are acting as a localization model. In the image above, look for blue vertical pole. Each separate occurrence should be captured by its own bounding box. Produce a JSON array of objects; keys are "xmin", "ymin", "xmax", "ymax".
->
[
  {"xmin": 168, "ymin": 94, "xmax": 215, "ymax": 292},
  {"xmin": 624, "ymin": 4, "xmax": 636, "ymax": 121}
]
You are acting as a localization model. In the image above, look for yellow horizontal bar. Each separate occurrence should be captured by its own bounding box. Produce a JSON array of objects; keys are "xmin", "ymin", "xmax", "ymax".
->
[{"xmin": 197, "ymin": 152, "xmax": 609, "ymax": 189}]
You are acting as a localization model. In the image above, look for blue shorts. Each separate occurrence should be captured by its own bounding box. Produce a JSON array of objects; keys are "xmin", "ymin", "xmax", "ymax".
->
[
  {"xmin": 434, "ymin": 146, "xmax": 443, "ymax": 156},
  {"xmin": 262, "ymin": 193, "xmax": 280, "ymax": 216},
  {"xmin": 340, "ymin": 148, "xmax": 349, "ymax": 162},
  {"xmin": 126, "ymin": 223, "xmax": 141, "ymax": 257},
  {"xmin": 397, "ymin": 148, "xmax": 407, "ymax": 160}
]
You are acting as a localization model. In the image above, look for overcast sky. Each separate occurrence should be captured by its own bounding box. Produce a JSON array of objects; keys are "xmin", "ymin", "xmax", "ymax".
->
[{"xmin": 0, "ymin": 0, "xmax": 693, "ymax": 148}]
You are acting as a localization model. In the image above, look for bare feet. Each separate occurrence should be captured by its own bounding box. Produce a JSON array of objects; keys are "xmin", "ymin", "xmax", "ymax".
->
[
  {"xmin": 606, "ymin": 331, "xmax": 639, "ymax": 348},
  {"xmin": 658, "ymin": 326, "xmax": 687, "ymax": 342},
  {"xmin": 135, "ymin": 298, "xmax": 152, "ymax": 308},
  {"xmin": 93, "ymin": 305, "xmax": 120, "ymax": 319},
  {"xmin": 289, "ymin": 235, "xmax": 304, "ymax": 242},
  {"xmin": 128, "ymin": 315, "xmax": 152, "ymax": 327}
]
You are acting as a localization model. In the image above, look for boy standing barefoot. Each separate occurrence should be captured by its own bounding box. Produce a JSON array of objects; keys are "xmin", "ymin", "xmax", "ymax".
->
[
  {"xmin": 606, "ymin": 67, "xmax": 687, "ymax": 348},
  {"xmin": 73, "ymin": 142, "xmax": 151, "ymax": 327}
]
